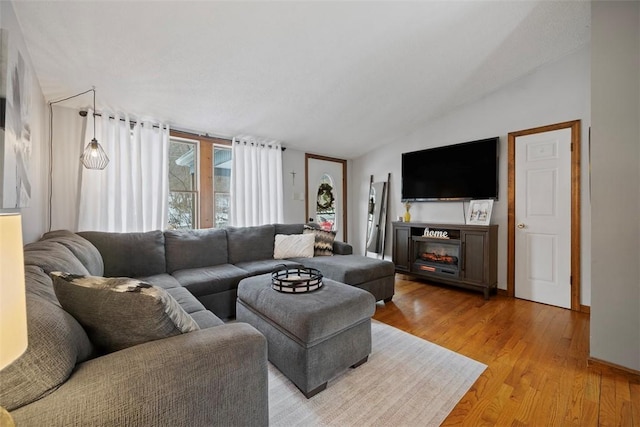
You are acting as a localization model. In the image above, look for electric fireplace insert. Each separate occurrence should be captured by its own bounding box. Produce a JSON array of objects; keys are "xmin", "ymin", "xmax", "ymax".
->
[{"xmin": 412, "ymin": 236, "xmax": 461, "ymax": 278}]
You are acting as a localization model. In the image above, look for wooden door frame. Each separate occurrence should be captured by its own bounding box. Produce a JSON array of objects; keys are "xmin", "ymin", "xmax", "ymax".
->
[
  {"xmin": 305, "ymin": 153, "xmax": 348, "ymax": 242},
  {"xmin": 507, "ymin": 120, "xmax": 581, "ymax": 311}
]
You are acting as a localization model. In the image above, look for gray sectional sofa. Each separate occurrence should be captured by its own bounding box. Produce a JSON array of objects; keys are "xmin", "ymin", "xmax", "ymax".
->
[
  {"xmin": 1, "ymin": 223, "xmax": 394, "ymax": 426},
  {"xmin": 79, "ymin": 223, "xmax": 395, "ymax": 319}
]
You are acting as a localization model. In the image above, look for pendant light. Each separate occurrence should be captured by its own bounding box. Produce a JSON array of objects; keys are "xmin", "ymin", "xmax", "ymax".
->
[{"xmin": 80, "ymin": 88, "xmax": 109, "ymax": 170}]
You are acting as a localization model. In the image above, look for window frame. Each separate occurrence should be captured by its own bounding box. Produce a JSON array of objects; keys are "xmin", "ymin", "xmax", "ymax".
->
[
  {"xmin": 170, "ymin": 130, "xmax": 231, "ymax": 229},
  {"xmin": 168, "ymin": 136, "xmax": 200, "ymax": 229},
  {"xmin": 212, "ymin": 144, "xmax": 232, "ymax": 229}
]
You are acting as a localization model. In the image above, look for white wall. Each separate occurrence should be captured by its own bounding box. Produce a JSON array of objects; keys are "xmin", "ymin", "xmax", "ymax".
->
[
  {"xmin": 282, "ymin": 147, "xmax": 307, "ymax": 224},
  {"xmin": 350, "ymin": 45, "xmax": 592, "ymax": 305},
  {"xmin": 0, "ymin": 2, "xmax": 47, "ymax": 243},
  {"xmin": 590, "ymin": 1, "xmax": 640, "ymax": 371}
]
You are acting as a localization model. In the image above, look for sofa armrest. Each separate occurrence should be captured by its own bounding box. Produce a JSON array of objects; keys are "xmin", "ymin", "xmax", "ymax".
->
[
  {"xmin": 333, "ymin": 240, "xmax": 353, "ymax": 255},
  {"xmin": 12, "ymin": 323, "xmax": 268, "ymax": 427}
]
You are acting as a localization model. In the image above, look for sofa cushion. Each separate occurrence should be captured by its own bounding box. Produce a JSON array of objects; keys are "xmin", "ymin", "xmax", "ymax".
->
[
  {"xmin": 163, "ymin": 287, "xmax": 224, "ymax": 328},
  {"xmin": 24, "ymin": 241, "xmax": 91, "ymax": 276},
  {"xmin": 41, "ymin": 230, "xmax": 104, "ymax": 276},
  {"xmin": 234, "ymin": 259, "xmax": 304, "ymax": 276},
  {"xmin": 226, "ymin": 224, "xmax": 275, "ymax": 264},
  {"xmin": 78, "ymin": 230, "xmax": 166, "ymax": 277},
  {"xmin": 333, "ymin": 240, "xmax": 354, "ymax": 255},
  {"xmin": 135, "ymin": 273, "xmax": 182, "ymax": 290},
  {"xmin": 24, "ymin": 265, "xmax": 60, "ymax": 307},
  {"xmin": 303, "ymin": 225, "xmax": 336, "ymax": 256},
  {"xmin": 189, "ymin": 310, "xmax": 225, "ymax": 329},
  {"xmin": 164, "ymin": 228, "xmax": 228, "ymax": 273},
  {"xmin": 172, "ymin": 264, "xmax": 248, "ymax": 297},
  {"xmin": 51, "ymin": 273, "xmax": 199, "ymax": 353},
  {"xmin": 0, "ymin": 293, "xmax": 94, "ymax": 412},
  {"xmin": 165, "ymin": 287, "xmax": 207, "ymax": 314},
  {"xmin": 273, "ymin": 233, "xmax": 315, "ymax": 259},
  {"xmin": 292, "ymin": 255, "xmax": 396, "ymax": 285},
  {"xmin": 274, "ymin": 223, "xmax": 305, "ymax": 235}
]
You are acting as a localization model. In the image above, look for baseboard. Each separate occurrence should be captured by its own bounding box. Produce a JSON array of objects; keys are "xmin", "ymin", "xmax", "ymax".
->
[
  {"xmin": 580, "ymin": 304, "xmax": 590, "ymax": 314},
  {"xmin": 588, "ymin": 357, "xmax": 640, "ymax": 377},
  {"xmin": 497, "ymin": 288, "xmax": 507, "ymax": 296}
]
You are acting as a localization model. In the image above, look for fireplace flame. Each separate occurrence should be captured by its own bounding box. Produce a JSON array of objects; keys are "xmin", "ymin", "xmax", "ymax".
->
[{"xmin": 420, "ymin": 252, "xmax": 458, "ymax": 265}]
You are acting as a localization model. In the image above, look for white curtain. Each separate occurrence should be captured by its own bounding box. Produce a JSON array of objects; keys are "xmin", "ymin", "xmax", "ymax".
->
[
  {"xmin": 78, "ymin": 110, "xmax": 169, "ymax": 232},
  {"xmin": 50, "ymin": 105, "xmax": 84, "ymax": 231},
  {"xmin": 230, "ymin": 135, "xmax": 284, "ymax": 226}
]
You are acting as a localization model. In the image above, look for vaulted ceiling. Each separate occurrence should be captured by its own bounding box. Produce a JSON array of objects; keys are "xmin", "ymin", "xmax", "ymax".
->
[{"xmin": 13, "ymin": 1, "xmax": 590, "ymax": 159}]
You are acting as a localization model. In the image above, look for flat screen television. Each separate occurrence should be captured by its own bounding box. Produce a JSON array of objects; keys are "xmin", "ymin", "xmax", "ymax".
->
[{"xmin": 401, "ymin": 137, "xmax": 499, "ymax": 201}]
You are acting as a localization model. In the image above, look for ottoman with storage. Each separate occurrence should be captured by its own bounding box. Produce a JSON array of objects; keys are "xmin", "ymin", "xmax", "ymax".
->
[{"xmin": 236, "ymin": 273, "xmax": 376, "ymax": 398}]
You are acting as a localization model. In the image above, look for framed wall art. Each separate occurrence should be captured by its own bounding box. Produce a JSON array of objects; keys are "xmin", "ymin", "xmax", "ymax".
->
[
  {"xmin": 466, "ymin": 199, "xmax": 494, "ymax": 226},
  {"xmin": 0, "ymin": 28, "xmax": 33, "ymax": 208}
]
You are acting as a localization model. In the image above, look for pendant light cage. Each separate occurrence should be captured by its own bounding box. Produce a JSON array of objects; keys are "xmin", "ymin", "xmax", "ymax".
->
[
  {"xmin": 80, "ymin": 88, "xmax": 109, "ymax": 170},
  {"xmin": 81, "ymin": 138, "xmax": 109, "ymax": 170}
]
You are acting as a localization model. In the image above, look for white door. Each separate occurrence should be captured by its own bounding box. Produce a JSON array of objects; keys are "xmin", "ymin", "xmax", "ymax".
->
[
  {"xmin": 514, "ymin": 128, "xmax": 572, "ymax": 308},
  {"xmin": 306, "ymin": 155, "xmax": 346, "ymax": 242}
]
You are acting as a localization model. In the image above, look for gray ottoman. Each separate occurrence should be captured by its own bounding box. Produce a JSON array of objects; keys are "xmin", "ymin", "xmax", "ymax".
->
[{"xmin": 236, "ymin": 273, "xmax": 376, "ymax": 398}]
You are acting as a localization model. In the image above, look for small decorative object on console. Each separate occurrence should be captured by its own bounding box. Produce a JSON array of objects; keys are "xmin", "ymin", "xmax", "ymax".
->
[
  {"xmin": 271, "ymin": 265, "xmax": 323, "ymax": 293},
  {"xmin": 403, "ymin": 201, "xmax": 412, "ymax": 223},
  {"xmin": 423, "ymin": 228, "xmax": 449, "ymax": 239}
]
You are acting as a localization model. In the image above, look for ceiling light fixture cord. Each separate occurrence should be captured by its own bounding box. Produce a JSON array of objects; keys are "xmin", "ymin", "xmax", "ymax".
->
[
  {"xmin": 48, "ymin": 87, "xmax": 95, "ymax": 232},
  {"xmin": 47, "ymin": 87, "xmax": 108, "ymax": 232}
]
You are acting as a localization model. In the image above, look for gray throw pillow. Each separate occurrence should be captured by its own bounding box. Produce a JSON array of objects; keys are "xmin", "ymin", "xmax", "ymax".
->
[
  {"xmin": 303, "ymin": 225, "xmax": 336, "ymax": 256},
  {"xmin": 51, "ymin": 272, "xmax": 199, "ymax": 353}
]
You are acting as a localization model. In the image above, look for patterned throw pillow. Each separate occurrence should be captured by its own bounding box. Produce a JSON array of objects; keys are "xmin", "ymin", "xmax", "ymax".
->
[
  {"xmin": 51, "ymin": 272, "xmax": 199, "ymax": 353},
  {"xmin": 303, "ymin": 225, "xmax": 336, "ymax": 256},
  {"xmin": 273, "ymin": 233, "xmax": 315, "ymax": 259}
]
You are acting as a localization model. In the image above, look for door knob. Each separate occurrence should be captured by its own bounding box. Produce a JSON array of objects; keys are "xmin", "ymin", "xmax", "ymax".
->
[{"xmin": 517, "ymin": 223, "xmax": 525, "ymax": 229}]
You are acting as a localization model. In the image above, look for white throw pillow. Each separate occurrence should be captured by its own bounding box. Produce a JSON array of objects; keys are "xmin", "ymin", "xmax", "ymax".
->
[{"xmin": 273, "ymin": 233, "xmax": 315, "ymax": 259}]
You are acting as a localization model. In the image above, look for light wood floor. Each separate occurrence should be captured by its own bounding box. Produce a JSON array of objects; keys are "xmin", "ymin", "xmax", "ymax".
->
[{"xmin": 372, "ymin": 275, "xmax": 640, "ymax": 426}]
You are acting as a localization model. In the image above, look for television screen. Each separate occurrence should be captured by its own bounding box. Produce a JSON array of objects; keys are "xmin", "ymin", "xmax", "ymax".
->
[{"xmin": 401, "ymin": 137, "xmax": 499, "ymax": 201}]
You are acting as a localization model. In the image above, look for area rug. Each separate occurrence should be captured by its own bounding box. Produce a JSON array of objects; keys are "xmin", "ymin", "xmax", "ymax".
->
[{"xmin": 268, "ymin": 320, "xmax": 486, "ymax": 427}]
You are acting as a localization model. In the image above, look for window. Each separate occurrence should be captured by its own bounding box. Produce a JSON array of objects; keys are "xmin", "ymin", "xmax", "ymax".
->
[
  {"xmin": 213, "ymin": 146, "xmax": 231, "ymax": 228},
  {"xmin": 168, "ymin": 131, "xmax": 232, "ymax": 229},
  {"xmin": 168, "ymin": 138, "xmax": 198, "ymax": 229}
]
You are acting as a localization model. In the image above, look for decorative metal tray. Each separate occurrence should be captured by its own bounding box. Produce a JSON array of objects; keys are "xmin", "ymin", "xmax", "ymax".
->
[{"xmin": 271, "ymin": 265, "xmax": 323, "ymax": 293}]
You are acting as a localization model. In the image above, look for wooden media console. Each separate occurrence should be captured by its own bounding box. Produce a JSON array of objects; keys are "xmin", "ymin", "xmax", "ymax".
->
[{"xmin": 392, "ymin": 222, "xmax": 498, "ymax": 299}]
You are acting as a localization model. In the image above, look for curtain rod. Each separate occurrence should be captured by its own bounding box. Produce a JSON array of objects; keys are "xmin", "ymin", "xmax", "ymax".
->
[
  {"xmin": 234, "ymin": 140, "xmax": 286, "ymax": 151},
  {"xmin": 79, "ymin": 110, "xmax": 286, "ymax": 150},
  {"xmin": 79, "ymin": 110, "xmax": 170, "ymax": 131},
  {"xmin": 79, "ymin": 110, "xmax": 229, "ymax": 141}
]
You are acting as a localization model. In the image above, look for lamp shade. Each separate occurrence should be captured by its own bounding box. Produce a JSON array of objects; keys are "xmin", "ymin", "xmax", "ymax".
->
[
  {"xmin": 0, "ymin": 214, "xmax": 27, "ymax": 370},
  {"xmin": 81, "ymin": 138, "xmax": 110, "ymax": 170}
]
